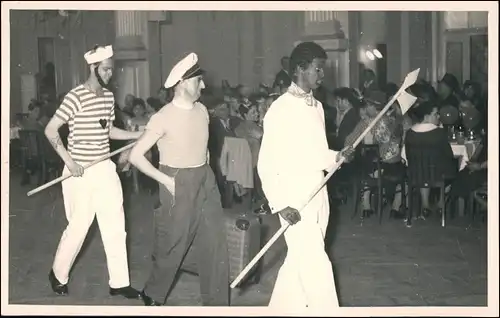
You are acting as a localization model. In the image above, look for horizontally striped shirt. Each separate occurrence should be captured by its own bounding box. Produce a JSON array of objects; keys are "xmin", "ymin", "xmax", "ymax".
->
[{"xmin": 54, "ymin": 85, "xmax": 115, "ymax": 163}]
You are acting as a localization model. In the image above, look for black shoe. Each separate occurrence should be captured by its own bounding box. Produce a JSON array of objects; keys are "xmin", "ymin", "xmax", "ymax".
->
[
  {"xmin": 48, "ymin": 270, "xmax": 68, "ymax": 296},
  {"xmin": 140, "ymin": 291, "xmax": 162, "ymax": 306},
  {"xmin": 109, "ymin": 285, "xmax": 142, "ymax": 299}
]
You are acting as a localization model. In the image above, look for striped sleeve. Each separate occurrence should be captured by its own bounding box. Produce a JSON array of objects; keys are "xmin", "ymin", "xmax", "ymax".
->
[
  {"xmin": 110, "ymin": 102, "xmax": 116, "ymax": 122},
  {"xmin": 55, "ymin": 91, "xmax": 80, "ymax": 122}
]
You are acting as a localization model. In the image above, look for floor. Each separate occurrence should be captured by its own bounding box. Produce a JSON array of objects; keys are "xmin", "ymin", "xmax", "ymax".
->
[{"xmin": 6, "ymin": 170, "xmax": 488, "ymax": 307}]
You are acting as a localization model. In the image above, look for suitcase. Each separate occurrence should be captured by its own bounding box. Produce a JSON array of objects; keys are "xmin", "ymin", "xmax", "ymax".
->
[
  {"xmin": 181, "ymin": 209, "xmax": 262, "ymax": 288},
  {"xmin": 224, "ymin": 209, "xmax": 262, "ymax": 287}
]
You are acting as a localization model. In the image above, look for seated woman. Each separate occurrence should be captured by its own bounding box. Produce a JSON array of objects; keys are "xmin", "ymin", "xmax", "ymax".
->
[
  {"xmin": 447, "ymin": 134, "xmax": 487, "ymax": 204},
  {"xmin": 234, "ymin": 105, "xmax": 265, "ymax": 206},
  {"xmin": 404, "ymin": 101, "xmax": 456, "ymax": 219},
  {"xmin": 345, "ymin": 91, "xmax": 406, "ymax": 218}
]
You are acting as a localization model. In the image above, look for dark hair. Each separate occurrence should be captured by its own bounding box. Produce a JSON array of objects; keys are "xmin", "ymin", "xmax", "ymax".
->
[
  {"xmin": 409, "ymin": 82, "xmax": 437, "ymax": 103},
  {"xmin": 28, "ymin": 101, "xmax": 42, "ymax": 112},
  {"xmin": 289, "ymin": 42, "xmax": 327, "ymax": 76},
  {"xmin": 384, "ymin": 82, "xmax": 399, "ymax": 99},
  {"xmin": 412, "ymin": 101, "xmax": 437, "ymax": 123},
  {"xmin": 133, "ymin": 98, "xmax": 146, "ymax": 108},
  {"xmin": 333, "ymin": 87, "xmax": 363, "ymax": 109}
]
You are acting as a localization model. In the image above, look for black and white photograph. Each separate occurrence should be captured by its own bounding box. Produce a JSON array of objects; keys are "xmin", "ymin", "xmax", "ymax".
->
[{"xmin": 1, "ymin": 1, "xmax": 498, "ymax": 316}]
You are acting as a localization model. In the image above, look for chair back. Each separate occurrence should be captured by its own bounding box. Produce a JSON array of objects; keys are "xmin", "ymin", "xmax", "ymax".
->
[
  {"xmin": 355, "ymin": 144, "xmax": 382, "ymax": 184},
  {"xmin": 405, "ymin": 144, "xmax": 448, "ymax": 187}
]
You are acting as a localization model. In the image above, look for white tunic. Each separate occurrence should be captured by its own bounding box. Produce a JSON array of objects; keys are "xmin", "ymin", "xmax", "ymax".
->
[{"xmin": 258, "ymin": 85, "xmax": 341, "ymax": 311}]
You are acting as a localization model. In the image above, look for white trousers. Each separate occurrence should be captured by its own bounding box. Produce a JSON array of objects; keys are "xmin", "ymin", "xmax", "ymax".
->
[
  {"xmin": 269, "ymin": 186, "xmax": 339, "ymax": 311},
  {"xmin": 52, "ymin": 159, "xmax": 130, "ymax": 288}
]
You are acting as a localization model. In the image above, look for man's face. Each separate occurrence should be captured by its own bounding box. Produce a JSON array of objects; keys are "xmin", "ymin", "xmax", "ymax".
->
[
  {"xmin": 125, "ymin": 94, "xmax": 135, "ymax": 107},
  {"xmin": 95, "ymin": 58, "xmax": 114, "ymax": 86},
  {"xmin": 298, "ymin": 58, "xmax": 326, "ymax": 91},
  {"xmin": 181, "ymin": 75, "xmax": 205, "ymax": 101},
  {"xmin": 464, "ymin": 85, "xmax": 475, "ymax": 99},
  {"xmin": 216, "ymin": 104, "xmax": 230, "ymax": 119}
]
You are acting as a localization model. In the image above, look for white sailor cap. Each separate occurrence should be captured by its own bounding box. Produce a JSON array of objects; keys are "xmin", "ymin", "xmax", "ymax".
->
[
  {"xmin": 84, "ymin": 45, "xmax": 114, "ymax": 65},
  {"xmin": 164, "ymin": 52, "xmax": 205, "ymax": 89}
]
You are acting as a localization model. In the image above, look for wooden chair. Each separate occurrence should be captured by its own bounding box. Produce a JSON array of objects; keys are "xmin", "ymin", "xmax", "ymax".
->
[
  {"xmin": 351, "ymin": 144, "xmax": 384, "ymax": 223},
  {"xmin": 405, "ymin": 145, "xmax": 456, "ymax": 227},
  {"xmin": 18, "ymin": 129, "xmax": 63, "ymax": 186},
  {"xmin": 470, "ymin": 182, "xmax": 487, "ymax": 223}
]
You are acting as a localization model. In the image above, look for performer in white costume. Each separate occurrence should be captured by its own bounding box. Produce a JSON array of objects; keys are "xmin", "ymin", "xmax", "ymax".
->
[
  {"xmin": 258, "ymin": 41, "xmax": 353, "ymax": 310},
  {"xmin": 44, "ymin": 45, "xmax": 143, "ymax": 299}
]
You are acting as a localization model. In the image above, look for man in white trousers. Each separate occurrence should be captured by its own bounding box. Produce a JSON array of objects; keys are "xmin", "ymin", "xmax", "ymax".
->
[
  {"xmin": 258, "ymin": 41, "xmax": 353, "ymax": 311},
  {"xmin": 44, "ymin": 45, "xmax": 143, "ymax": 299}
]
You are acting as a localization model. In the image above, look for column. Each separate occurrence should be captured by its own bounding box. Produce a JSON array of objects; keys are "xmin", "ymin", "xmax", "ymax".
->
[
  {"xmin": 348, "ymin": 11, "xmax": 360, "ymax": 88},
  {"xmin": 400, "ymin": 11, "xmax": 410, "ymax": 80}
]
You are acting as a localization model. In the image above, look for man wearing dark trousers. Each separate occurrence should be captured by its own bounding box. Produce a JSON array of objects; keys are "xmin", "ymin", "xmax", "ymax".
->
[{"xmin": 128, "ymin": 52, "xmax": 230, "ymax": 306}]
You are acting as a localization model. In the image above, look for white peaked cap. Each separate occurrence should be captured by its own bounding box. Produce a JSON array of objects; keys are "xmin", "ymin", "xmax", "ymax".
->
[
  {"xmin": 84, "ymin": 45, "xmax": 114, "ymax": 65},
  {"xmin": 164, "ymin": 52, "xmax": 204, "ymax": 89}
]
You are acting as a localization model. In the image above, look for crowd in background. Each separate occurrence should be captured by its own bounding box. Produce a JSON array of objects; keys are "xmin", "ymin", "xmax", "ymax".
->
[{"xmin": 10, "ymin": 56, "xmax": 489, "ymax": 218}]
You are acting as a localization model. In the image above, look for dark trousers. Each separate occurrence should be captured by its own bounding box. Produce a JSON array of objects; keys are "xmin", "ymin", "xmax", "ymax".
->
[
  {"xmin": 210, "ymin": 156, "xmax": 234, "ymax": 208},
  {"xmin": 144, "ymin": 164, "xmax": 230, "ymax": 306}
]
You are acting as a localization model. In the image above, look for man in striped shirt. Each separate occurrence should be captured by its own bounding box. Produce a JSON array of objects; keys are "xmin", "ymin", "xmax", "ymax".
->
[{"xmin": 44, "ymin": 45, "xmax": 143, "ymax": 300}]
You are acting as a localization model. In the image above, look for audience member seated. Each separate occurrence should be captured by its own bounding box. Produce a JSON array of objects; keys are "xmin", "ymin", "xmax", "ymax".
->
[
  {"xmin": 437, "ymin": 73, "xmax": 460, "ymax": 110},
  {"xmin": 447, "ymin": 134, "xmax": 487, "ymax": 204},
  {"xmin": 234, "ymin": 105, "xmax": 265, "ymax": 204},
  {"xmin": 404, "ymin": 101, "xmax": 457, "ymax": 219},
  {"xmin": 20, "ymin": 101, "xmax": 47, "ymax": 131},
  {"xmin": 329, "ymin": 87, "xmax": 362, "ymax": 151},
  {"xmin": 346, "ymin": 91, "xmax": 406, "ymax": 217}
]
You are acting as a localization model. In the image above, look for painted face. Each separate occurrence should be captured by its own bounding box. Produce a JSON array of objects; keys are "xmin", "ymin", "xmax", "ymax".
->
[
  {"xmin": 95, "ymin": 58, "xmax": 114, "ymax": 86},
  {"xmin": 298, "ymin": 58, "xmax": 326, "ymax": 90},
  {"xmin": 180, "ymin": 75, "xmax": 205, "ymax": 101}
]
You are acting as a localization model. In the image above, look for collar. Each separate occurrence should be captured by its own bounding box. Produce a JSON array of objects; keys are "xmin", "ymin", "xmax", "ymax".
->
[
  {"xmin": 411, "ymin": 123, "xmax": 440, "ymax": 133},
  {"xmin": 287, "ymin": 82, "xmax": 317, "ymax": 107}
]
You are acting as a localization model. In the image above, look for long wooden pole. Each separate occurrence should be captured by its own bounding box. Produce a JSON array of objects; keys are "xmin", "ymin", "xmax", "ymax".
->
[{"xmin": 27, "ymin": 142, "xmax": 136, "ymax": 197}]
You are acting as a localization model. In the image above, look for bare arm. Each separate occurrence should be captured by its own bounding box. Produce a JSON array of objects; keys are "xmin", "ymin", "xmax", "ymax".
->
[
  {"xmin": 109, "ymin": 122, "xmax": 143, "ymax": 140},
  {"xmin": 44, "ymin": 116, "xmax": 76, "ymax": 168},
  {"xmin": 128, "ymin": 129, "xmax": 169, "ymax": 184}
]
